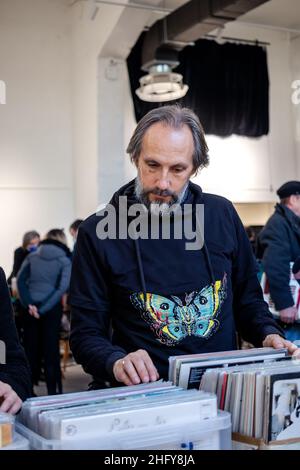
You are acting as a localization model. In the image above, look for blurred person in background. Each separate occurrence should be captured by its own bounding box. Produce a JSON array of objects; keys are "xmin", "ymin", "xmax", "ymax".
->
[
  {"xmin": 0, "ymin": 267, "xmax": 31, "ymax": 413},
  {"xmin": 8, "ymin": 230, "xmax": 40, "ymax": 287},
  {"xmin": 69, "ymin": 219, "xmax": 83, "ymax": 247},
  {"xmin": 258, "ymin": 181, "xmax": 300, "ymax": 343},
  {"xmin": 245, "ymin": 226, "xmax": 256, "ymax": 255},
  {"xmin": 17, "ymin": 229, "xmax": 72, "ymax": 395},
  {"xmin": 8, "ymin": 230, "xmax": 40, "ymax": 345}
]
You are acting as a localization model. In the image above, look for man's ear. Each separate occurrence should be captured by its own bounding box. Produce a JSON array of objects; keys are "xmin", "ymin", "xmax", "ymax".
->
[{"xmin": 290, "ymin": 194, "xmax": 299, "ymax": 206}]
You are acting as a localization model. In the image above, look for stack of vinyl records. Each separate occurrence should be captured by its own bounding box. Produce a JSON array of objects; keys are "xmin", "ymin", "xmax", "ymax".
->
[
  {"xmin": 16, "ymin": 381, "xmax": 231, "ymax": 450},
  {"xmin": 199, "ymin": 356, "xmax": 300, "ymax": 444},
  {"xmin": 168, "ymin": 347, "xmax": 288, "ymax": 389}
]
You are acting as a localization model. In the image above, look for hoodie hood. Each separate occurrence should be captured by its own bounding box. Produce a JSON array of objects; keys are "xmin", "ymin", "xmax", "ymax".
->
[{"xmin": 37, "ymin": 239, "xmax": 71, "ymax": 261}]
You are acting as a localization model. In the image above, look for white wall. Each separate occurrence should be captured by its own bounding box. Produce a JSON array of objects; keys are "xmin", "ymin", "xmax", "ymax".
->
[
  {"xmin": 71, "ymin": 1, "xmax": 126, "ymax": 215},
  {"xmin": 102, "ymin": 22, "xmax": 298, "ymax": 207},
  {"xmin": 233, "ymin": 203, "xmax": 274, "ymax": 226},
  {"xmin": 1, "ymin": 2, "xmax": 299, "ymax": 274},
  {"xmin": 0, "ymin": 0, "xmax": 73, "ymax": 275},
  {"xmin": 290, "ymin": 35, "xmax": 300, "ymax": 179},
  {"xmin": 97, "ymin": 58, "xmax": 137, "ymax": 205}
]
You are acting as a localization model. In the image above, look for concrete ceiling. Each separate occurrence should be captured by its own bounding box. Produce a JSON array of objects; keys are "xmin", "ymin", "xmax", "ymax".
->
[
  {"xmin": 101, "ymin": 0, "xmax": 300, "ymax": 59},
  {"xmin": 100, "ymin": 0, "xmax": 190, "ymax": 58},
  {"xmin": 238, "ymin": 0, "xmax": 300, "ymax": 31}
]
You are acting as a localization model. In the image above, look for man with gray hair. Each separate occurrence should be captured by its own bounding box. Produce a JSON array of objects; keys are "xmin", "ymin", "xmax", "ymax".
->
[{"xmin": 69, "ymin": 105, "xmax": 297, "ymax": 389}]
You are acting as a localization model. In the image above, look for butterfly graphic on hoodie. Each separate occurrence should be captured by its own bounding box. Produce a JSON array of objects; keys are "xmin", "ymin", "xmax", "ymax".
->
[{"xmin": 130, "ymin": 274, "xmax": 227, "ymax": 346}]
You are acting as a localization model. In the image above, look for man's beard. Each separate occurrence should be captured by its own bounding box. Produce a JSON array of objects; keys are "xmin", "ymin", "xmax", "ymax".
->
[{"xmin": 134, "ymin": 175, "xmax": 189, "ymax": 216}]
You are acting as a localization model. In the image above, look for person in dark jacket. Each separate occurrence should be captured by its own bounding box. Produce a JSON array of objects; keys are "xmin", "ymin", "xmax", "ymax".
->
[
  {"xmin": 258, "ymin": 181, "xmax": 300, "ymax": 342},
  {"xmin": 17, "ymin": 229, "xmax": 72, "ymax": 395},
  {"xmin": 69, "ymin": 219, "xmax": 83, "ymax": 245},
  {"xmin": 69, "ymin": 106, "xmax": 298, "ymax": 389},
  {"xmin": 7, "ymin": 230, "xmax": 40, "ymax": 344},
  {"xmin": 0, "ymin": 268, "xmax": 31, "ymax": 413},
  {"xmin": 8, "ymin": 230, "xmax": 40, "ymax": 286}
]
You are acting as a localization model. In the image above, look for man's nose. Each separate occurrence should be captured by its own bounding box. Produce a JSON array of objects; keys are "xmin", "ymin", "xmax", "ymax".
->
[{"xmin": 156, "ymin": 172, "xmax": 170, "ymax": 191}]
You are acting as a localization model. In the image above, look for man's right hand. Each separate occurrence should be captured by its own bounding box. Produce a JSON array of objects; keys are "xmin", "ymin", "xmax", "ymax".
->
[
  {"xmin": 279, "ymin": 306, "xmax": 298, "ymax": 324},
  {"xmin": 0, "ymin": 381, "xmax": 22, "ymax": 414},
  {"xmin": 113, "ymin": 349, "xmax": 159, "ymax": 386}
]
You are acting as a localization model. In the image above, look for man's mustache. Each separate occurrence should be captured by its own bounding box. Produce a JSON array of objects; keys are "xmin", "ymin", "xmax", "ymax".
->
[{"xmin": 143, "ymin": 188, "xmax": 176, "ymax": 198}]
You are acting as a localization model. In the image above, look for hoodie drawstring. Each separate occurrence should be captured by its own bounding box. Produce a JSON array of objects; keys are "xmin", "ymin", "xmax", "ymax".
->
[
  {"xmin": 134, "ymin": 238, "xmax": 147, "ymax": 309},
  {"xmin": 132, "ymin": 181, "xmax": 217, "ymax": 304},
  {"xmin": 134, "ymin": 239, "xmax": 216, "ymax": 311}
]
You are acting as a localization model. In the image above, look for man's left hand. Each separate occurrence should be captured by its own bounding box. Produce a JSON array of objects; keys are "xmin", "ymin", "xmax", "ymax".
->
[{"xmin": 263, "ymin": 333, "xmax": 300, "ymax": 357}]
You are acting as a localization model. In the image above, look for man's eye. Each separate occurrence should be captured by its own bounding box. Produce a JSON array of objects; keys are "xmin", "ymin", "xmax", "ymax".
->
[{"xmin": 174, "ymin": 167, "xmax": 184, "ymax": 173}]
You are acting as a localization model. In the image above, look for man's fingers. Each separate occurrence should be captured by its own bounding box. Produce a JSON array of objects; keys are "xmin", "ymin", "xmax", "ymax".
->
[
  {"xmin": 113, "ymin": 359, "xmax": 135, "ymax": 386},
  {"xmin": 6, "ymin": 397, "xmax": 22, "ymax": 415},
  {"xmin": 138, "ymin": 350, "xmax": 159, "ymax": 381},
  {"xmin": 113, "ymin": 350, "xmax": 159, "ymax": 386},
  {"xmin": 285, "ymin": 340, "xmax": 298, "ymax": 354},
  {"xmin": 117, "ymin": 371, "xmax": 134, "ymax": 386},
  {"xmin": 263, "ymin": 334, "xmax": 299, "ymax": 357},
  {"xmin": 272, "ymin": 337, "xmax": 286, "ymax": 349},
  {"xmin": 123, "ymin": 360, "xmax": 142, "ymax": 385},
  {"xmin": 129, "ymin": 350, "xmax": 159, "ymax": 383},
  {"xmin": 263, "ymin": 334, "xmax": 285, "ymax": 349},
  {"xmin": 0, "ymin": 392, "xmax": 16, "ymax": 413}
]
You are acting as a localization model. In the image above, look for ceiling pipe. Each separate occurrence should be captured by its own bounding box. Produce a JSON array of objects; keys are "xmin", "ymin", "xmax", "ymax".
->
[{"xmin": 141, "ymin": 0, "xmax": 270, "ymax": 70}]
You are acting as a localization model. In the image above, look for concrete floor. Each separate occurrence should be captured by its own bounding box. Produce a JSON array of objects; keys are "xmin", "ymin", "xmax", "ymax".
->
[{"xmin": 34, "ymin": 357, "xmax": 92, "ymax": 396}]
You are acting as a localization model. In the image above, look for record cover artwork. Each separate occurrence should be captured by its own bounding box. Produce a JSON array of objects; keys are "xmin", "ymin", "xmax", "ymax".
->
[{"xmin": 268, "ymin": 373, "xmax": 300, "ymax": 442}]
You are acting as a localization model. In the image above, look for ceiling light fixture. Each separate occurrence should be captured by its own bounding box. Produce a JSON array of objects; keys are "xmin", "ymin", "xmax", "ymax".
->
[{"xmin": 136, "ymin": 64, "xmax": 188, "ymax": 103}]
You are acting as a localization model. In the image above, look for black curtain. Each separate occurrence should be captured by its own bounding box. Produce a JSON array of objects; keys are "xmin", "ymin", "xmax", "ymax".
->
[{"xmin": 127, "ymin": 34, "xmax": 269, "ymax": 137}]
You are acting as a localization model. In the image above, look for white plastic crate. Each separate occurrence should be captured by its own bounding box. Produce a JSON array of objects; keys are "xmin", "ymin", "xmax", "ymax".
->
[
  {"xmin": 16, "ymin": 410, "xmax": 231, "ymax": 450},
  {"xmin": 0, "ymin": 432, "xmax": 30, "ymax": 450}
]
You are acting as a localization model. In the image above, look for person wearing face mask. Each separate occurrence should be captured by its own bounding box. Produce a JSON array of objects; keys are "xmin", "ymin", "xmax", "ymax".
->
[
  {"xmin": 8, "ymin": 231, "xmax": 40, "ymax": 288},
  {"xmin": 7, "ymin": 231, "xmax": 41, "ymax": 346}
]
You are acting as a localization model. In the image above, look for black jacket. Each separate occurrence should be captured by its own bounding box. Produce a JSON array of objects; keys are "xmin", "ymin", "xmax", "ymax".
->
[
  {"xmin": 258, "ymin": 203, "xmax": 300, "ymax": 310},
  {"xmin": 0, "ymin": 267, "xmax": 32, "ymax": 401},
  {"xmin": 7, "ymin": 247, "xmax": 29, "ymax": 285},
  {"xmin": 69, "ymin": 180, "xmax": 283, "ymax": 385},
  {"xmin": 17, "ymin": 240, "xmax": 72, "ymax": 315}
]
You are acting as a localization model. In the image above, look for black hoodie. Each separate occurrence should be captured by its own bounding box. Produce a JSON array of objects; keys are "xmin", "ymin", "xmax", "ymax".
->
[
  {"xmin": 0, "ymin": 268, "xmax": 32, "ymax": 401},
  {"xmin": 69, "ymin": 180, "xmax": 283, "ymax": 386}
]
